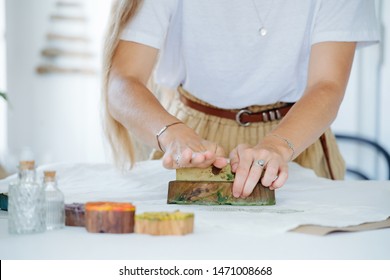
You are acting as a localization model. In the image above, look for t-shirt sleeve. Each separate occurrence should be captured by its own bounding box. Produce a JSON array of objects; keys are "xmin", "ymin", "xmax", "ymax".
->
[
  {"xmin": 312, "ymin": 0, "xmax": 380, "ymax": 47},
  {"xmin": 120, "ymin": 0, "xmax": 177, "ymax": 49}
]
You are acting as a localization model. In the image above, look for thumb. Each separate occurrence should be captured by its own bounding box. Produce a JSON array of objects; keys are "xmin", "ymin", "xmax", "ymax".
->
[{"xmin": 213, "ymin": 145, "xmax": 228, "ymax": 168}]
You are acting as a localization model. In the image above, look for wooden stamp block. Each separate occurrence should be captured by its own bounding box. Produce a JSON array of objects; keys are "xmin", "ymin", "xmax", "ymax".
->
[
  {"xmin": 167, "ymin": 181, "xmax": 275, "ymax": 206},
  {"xmin": 169, "ymin": 165, "xmax": 275, "ymax": 206},
  {"xmin": 135, "ymin": 211, "xmax": 194, "ymax": 235},
  {"xmin": 176, "ymin": 165, "xmax": 235, "ymax": 182},
  {"xmin": 85, "ymin": 202, "xmax": 135, "ymax": 234},
  {"xmin": 65, "ymin": 203, "xmax": 85, "ymax": 227}
]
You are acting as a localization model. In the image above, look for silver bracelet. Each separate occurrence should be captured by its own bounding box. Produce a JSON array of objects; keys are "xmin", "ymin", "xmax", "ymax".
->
[
  {"xmin": 156, "ymin": 121, "xmax": 183, "ymax": 152},
  {"xmin": 270, "ymin": 134, "xmax": 295, "ymax": 161}
]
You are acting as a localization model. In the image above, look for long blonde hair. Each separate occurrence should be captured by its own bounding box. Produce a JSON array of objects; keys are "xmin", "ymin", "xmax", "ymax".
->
[{"xmin": 102, "ymin": 0, "xmax": 143, "ymax": 168}]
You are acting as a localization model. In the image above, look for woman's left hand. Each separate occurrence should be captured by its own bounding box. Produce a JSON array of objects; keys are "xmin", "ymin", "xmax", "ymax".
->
[{"xmin": 229, "ymin": 140, "xmax": 289, "ymax": 198}]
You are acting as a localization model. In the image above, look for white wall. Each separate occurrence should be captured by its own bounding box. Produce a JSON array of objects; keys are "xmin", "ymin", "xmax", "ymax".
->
[
  {"xmin": 0, "ymin": 0, "xmax": 7, "ymax": 162},
  {"xmin": 332, "ymin": 0, "xmax": 389, "ymax": 179},
  {"xmin": 4, "ymin": 0, "xmax": 112, "ymax": 172},
  {"xmin": 378, "ymin": 1, "xmax": 390, "ymax": 155}
]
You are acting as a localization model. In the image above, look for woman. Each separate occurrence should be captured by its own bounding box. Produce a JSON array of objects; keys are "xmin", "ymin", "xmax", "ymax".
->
[{"xmin": 102, "ymin": 0, "xmax": 379, "ymax": 198}]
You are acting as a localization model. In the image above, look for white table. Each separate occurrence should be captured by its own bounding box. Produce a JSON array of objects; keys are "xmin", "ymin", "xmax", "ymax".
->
[{"xmin": 0, "ymin": 161, "xmax": 389, "ymax": 260}]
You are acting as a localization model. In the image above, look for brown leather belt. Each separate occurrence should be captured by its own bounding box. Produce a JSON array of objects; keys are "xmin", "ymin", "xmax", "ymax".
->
[{"xmin": 179, "ymin": 94, "xmax": 294, "ymax": 126}]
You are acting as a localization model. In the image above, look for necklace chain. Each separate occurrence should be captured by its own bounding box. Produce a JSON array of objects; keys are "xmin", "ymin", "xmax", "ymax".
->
[{"xmin": 252, "ymin": 0, "xmax": 268, "ymax": 36}]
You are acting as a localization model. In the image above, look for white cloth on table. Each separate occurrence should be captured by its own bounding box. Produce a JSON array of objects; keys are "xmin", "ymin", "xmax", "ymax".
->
[{"xmin": 1, "ymin": 160, "xmax": 389, "ymax": 238}]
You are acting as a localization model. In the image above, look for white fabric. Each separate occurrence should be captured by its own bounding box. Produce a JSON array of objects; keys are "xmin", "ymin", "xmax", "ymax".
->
[
  {"xmin": 0, "ymin": 161, "xmax": 390, "ymax": 259},
  {"xmin": 0, "ymin": 160, "xmax": 389, "ymax": 234},
  {"xmin": 120, "ymin": 0, "xmax": 379, "ymax": 109},
  {"xmin": 0, "ymin": 160, "xmax": 389, "ymax": 259}
]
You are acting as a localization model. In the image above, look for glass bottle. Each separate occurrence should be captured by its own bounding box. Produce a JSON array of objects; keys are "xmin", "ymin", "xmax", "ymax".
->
[
  {"xmin": 8, "ymin": 161, "xmax": 46, "ymax": 234},
  {"xmin": 44, "ymin": 170, "xmax": 65, "ymax": 230}
]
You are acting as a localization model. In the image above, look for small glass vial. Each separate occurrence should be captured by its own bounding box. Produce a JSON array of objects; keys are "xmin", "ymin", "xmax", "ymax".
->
[
  {"xmin": 8, "ymin": 161, "xmax": 46, "ymax": 234},
  {"xmin": 44, "ymin": 171, "xmax": 65, "ymax": 230}
]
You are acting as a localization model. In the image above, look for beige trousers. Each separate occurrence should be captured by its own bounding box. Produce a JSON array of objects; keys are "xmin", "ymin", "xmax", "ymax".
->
[{"xmin": 152, "ymin": 88, "xmax": 345, "ymax": 180}]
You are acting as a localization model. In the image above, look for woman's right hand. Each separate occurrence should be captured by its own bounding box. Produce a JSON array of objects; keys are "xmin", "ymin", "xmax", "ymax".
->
[{"xmin": 158, "ymin": 122, "xmax": 228, "ymax": 169}]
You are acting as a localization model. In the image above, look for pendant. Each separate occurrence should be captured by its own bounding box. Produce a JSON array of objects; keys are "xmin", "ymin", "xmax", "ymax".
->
[{"xmin": 259, "ymin": 27, "xmax": 267, "ymax": 36}]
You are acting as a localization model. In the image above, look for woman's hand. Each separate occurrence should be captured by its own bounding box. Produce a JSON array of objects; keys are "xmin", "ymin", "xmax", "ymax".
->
[
  {"xmin": 158, "ymin": 123, "xmax": 228, "ymax": 169},
  {"xmin": 229, "ymin": 138, "xmax": 290, "ymax": 198}
]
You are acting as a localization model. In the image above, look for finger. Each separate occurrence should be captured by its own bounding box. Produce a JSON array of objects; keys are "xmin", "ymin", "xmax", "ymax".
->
[
  {"xmin": 241, "ymin": 161, "xmax": 265, "ymax": 198},
  {"xmin": 229, "ymin": 144, "xmax": 251, "ymax": 173},
  {"xmin": 202, "ymin": 150, "xmax": 215, "ymax": 161},
  {"xmin": 192, "ymin": 143, "xmax": 220, "ymax": 166},
  {"xmin": 190, "ymin": 152, "xmax": 206, "ymax": 165},
  {"xmin": 191, "ymin": 150, "xmax": 216, "ymax": 168},
  {"xmin": 190, "ymin": 152, "xmax": 217, "ymax": 168},
  {"xmin": 229, "ymin": 148, "xmax": 239, "ymax": 173},
  {"xmin": 270, "ymin": 165, "xmax": 288, "ymax": 190},
  {"xmin": 261, "ymin": 159, "xmax": 280, "ymax": 187},
  {"xmin": 231, "ymin": 148, "xmax": 252, "ymax": 198},
  {"xmin": 198, "ymin": 140, "xmax": 216, "ymax": 161},
  {"xmin": 162, "ymin": 153, "xmax": 174, "ymax": 169},
  {"xmin": 213, "ymin": 157, "xmax": 229, "ymax": 169},
  {"xmin": 209, "ymin": 143, "xmax": 227, "ymax": 168},
  {"xmin": 179, "ymin": 148, "xmax": 193, "ymax": 167}
]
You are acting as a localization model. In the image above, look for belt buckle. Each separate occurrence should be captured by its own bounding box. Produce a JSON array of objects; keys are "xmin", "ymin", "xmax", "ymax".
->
[{"xmin": 235, "ymin": 109, "xmax": 252, "ymax": 126}]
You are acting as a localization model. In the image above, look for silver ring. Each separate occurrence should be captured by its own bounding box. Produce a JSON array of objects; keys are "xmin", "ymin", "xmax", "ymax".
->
[
  {"xmin": 256, "ymin": 159, "xmax": 265, "ymax": 167},
  {"xmin": 272, "ymin": 175, "xmax": 279, "ymax": 182},
  {"xmin": 175, "ymin": 155, "xmax": 181, "ymax": 166}
]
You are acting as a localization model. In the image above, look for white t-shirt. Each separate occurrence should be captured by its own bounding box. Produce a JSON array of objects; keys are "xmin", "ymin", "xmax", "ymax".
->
[{"xmin": 121, "ymin": 0, "xmax": 379, "ymax": 109}]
